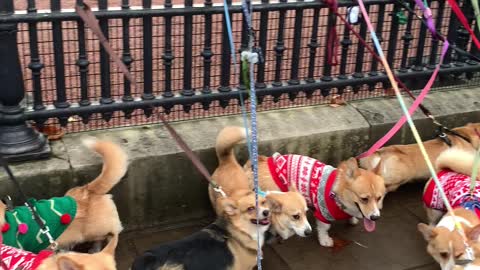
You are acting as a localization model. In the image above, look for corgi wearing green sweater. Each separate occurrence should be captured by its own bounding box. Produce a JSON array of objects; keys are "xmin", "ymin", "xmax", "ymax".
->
[{"xmin": 0, "ymin": 138, "xmax": 128, "ymax": 253}]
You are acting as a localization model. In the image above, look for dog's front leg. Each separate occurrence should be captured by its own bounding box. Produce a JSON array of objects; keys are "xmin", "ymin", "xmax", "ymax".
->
[
  {"xmin": 316, "ymin": 220, "xmax": 333, "ymax": 247},
  {"xmin": 425, "ymin": 207, "xmax": 444, "ymax": 225}
]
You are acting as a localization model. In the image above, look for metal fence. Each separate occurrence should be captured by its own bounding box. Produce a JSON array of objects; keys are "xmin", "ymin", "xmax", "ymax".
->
[{"xmin": 0, "ymin": 0, "xmax": 479, "ymax": 161}]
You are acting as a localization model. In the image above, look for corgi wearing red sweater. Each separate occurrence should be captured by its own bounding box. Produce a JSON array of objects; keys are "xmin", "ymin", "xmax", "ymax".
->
[{"xmin": 216, "ymin": 126, "xmax": 386, "ymax": 247}]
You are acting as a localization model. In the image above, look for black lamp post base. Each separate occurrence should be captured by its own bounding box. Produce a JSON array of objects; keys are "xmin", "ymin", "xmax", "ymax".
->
[{"xmin": 0, "ymin": 124, "xmax": 51, "ymax": 162}]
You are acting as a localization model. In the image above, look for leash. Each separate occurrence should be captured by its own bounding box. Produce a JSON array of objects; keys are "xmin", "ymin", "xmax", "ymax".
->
[
  {"xmin": 469, "ymin": 130, "xmax": 480, "ymax": 197},
  {"xmin": 338, "ymin": 0, "xmax": 472, "ymax": 158},
  {"xmin": 239, "ymin": 0, "xmax": 264, "ymax": 267},
  {"xmin": 394, "ymin": 0, "xmax": 480, "ymax": 63},
  {"xmin": 356, "ymin": 0, "xmax": 475, "ymax": 262},
  {"xmin": 75, "ymin": 2, "xmax": 227, "ymax": 198},
  {"xmin": 472, "ymin": 0, "xmax": 480, "ymax": 33},
  {"xmin": 0, "ymin": 156, "xmax": 59, "ymax": 252},
  {"xmin": 331, "ymin": 8, "xmax": 450, "ymax": 158},
  {"xmin": 446, "ymin": 0, "xmax": 480, "ymax": 50}
]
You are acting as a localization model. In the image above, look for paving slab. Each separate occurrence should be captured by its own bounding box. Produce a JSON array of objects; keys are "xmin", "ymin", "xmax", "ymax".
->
[{"xmin": 117, "ymin": 182, "xmax": 438, "ymax": 270}]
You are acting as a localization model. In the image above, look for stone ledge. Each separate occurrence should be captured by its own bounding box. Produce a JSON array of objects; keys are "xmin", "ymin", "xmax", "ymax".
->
[{"xmin": 0, "ymin": 87, "xmax": 478, "ymax": 230}]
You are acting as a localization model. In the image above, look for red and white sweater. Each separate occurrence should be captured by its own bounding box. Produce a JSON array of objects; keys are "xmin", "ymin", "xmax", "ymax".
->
[
  {"xmin": 423, "ymin": 170, "xmax": 480, "ymax": 215},
  {"xmin": 0, "ymin": 245, "xmax": 52, "ymax": 270},
  {"xmin": 267, "ymin": 153, "xmax": 351, "ymax": 223}
]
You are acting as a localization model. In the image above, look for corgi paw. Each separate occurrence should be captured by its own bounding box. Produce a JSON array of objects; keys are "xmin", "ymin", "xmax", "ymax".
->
[
  {"xmin": 318, "ymin": 235, "xmax": 334, "ymax": 247},
  {"xmin": 349, "ymin": 217, "xmax": 359, "ymax": 225}
]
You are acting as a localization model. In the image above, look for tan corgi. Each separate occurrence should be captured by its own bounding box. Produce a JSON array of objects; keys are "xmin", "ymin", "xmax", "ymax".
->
[
  {"xmin": 359, "ymin": 122, "xmax": 480, "ymax": 192},
  {"xmin": 209, "ymin": 126, "xmax": 312, "ymax": 241},
  {"xmin": 217, "ymin": 126, "xmax": 385, "ymax": 247},
  {"xmin": 0, "ymin": 138, "xmax": 127, "ymax": 252},
  {"xmin": 132, "ymin": 189, "xmax": 270, "ymax": 270}
]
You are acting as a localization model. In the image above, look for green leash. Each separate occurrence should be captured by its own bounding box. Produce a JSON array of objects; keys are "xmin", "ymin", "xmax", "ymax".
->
[{"xmin": 472, "ymin": 0, "xmax": 480, "ymax": 33}]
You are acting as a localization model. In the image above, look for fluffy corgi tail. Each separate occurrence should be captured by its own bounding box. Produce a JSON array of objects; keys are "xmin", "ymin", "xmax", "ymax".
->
[
  {"xmin": 215, "ymin": 126, "xmax": 247, "ymax": 165},
  {"xmin": 82, "ymin": 138, "xmax": 128, "ymax": 195},
  {"xmin": 436, "ymin": 148, "xmax": 477, "ymax": 177}
]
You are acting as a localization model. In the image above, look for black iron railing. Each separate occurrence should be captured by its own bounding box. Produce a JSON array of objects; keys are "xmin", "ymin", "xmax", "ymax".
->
[{"xmin": 0, "ymin": 0, "xmax": 479, "ymax": 161}]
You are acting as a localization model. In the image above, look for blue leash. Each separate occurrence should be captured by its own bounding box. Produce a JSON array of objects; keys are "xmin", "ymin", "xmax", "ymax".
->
[
  {"xmin": 222, "ymin": 0, "xmax": 264, "ymax": 268},
  {"xmin": 221, "ymin": 0, "xmax": 253, "ymax": 160}
]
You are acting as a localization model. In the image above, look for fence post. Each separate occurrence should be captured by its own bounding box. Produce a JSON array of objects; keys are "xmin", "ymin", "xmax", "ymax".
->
[{"xmin": 0, "ymin": 0, "xmax": 50, "ymax": 162}]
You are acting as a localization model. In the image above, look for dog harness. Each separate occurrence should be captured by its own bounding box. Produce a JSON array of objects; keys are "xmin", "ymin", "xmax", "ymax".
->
[
  {"xmin": 2, "ymin": 197, "xmax": 77, "ymax": 253},
  {"xmin": 267, "ymin": 153, "xmax": 351, "ymax": 223},
  {"xmin": 423, "ymin": 170, "xmax": 480, "ymax": 217}
]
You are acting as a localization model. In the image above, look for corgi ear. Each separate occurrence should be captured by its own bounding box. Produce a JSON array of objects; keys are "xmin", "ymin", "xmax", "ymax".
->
[
  {"xmin": 468, "ymin": 224, "xmax": 480, "ymax": 241},
  {"xmin": 418, "ymin": 223, "xmax": 437, "ymax": 241},
  {"xmin": 289, "ymin": 182, "xmax": 298, "ymax": 192},
  {"xmin": 266, "ymin": 195, "xmax": 283, "ymax": 213},
  {"xmin": 372, "ymin": 158, "xmax": 383, "ymax": 176},
  {"xmin": 217, "ymin": 197, "xmax": 238, "ymax": 216},
  {"xmin": 57, "ymin": 256, "xmax": 82, "ymax": 270},
  {"xmin": 339, "ymin": 157, "xmax": 360, "ymax": 180}
]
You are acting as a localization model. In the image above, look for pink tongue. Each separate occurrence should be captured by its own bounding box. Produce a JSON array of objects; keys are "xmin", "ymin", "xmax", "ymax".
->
[{"xmin": 363, "ymin": 218, "xmax": 376, "ymax": 232}]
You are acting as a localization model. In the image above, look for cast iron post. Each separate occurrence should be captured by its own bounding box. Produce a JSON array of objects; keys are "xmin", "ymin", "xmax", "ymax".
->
[{"xmin": 0, "ymin": 0, "xmax": 50, "ymax": 162}]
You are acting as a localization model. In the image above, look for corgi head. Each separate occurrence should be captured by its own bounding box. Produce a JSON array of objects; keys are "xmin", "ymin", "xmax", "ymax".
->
[
  {"xmin": 418, "ymin": 223, "xmax": 465, "ymax": 270},
  {"xmin": 38, "ymin": 234, "xmax": 118, "ymax": 270},
  {"xmin": 266, "ymin": 187, "xmax": 312, "ymax": 239},
  {"xmin": 217, "ymin": 189, "xmax": 271, "ymax": 242},
  {"xmin": 336, "ymin": 157, "xmax": 386, "ymax": 233}
]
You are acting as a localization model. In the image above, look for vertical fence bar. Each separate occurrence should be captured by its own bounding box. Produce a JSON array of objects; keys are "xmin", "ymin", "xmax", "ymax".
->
[
  {"xmin": 321, "ymin": 6, "xmax": 336, "ymax": 97},
  {"xmin": 413, "ymin": 2, "xmax": 429, "ymax": 71},
  {"xmin": 386, "ymin": 3, "xmax": 400, "ymax": 66},
  {"xmin": 399, "ymin": 10, "xmax": 414, "ymax": 71},
  {"xmin": 239, "ymin": 12, "xmax": 249, "ymax": 90},
  {"xmin": 51, "ymin": 0, "xmax": 70, "ymax": 123},
  {"xmin": 163, "ymin": 0, "xmax": 174, "ymax": 113},
  {"xmin": 219, "ymin": 0, "xmax": 232, "ymax": 95},
  {"xmin": 121, "ymin": 0, "xmax": 134, "ymax": 118},
  {"xmin": 97, "ymin": 0, "xmax": 114, "ymax": 122},
  {"xmin": 427, "ymin": 0, "xmax": 445, "ymax": 69},
  {"xmin": 0, "ymin": 0, "xmax": 50, "ymax": 161},
  {"xmin": 256, "ymin": 0, "xmax": 269, "ymax": 90},
  {"xmin": 306, "ymin": 7, "xmax": 320, "ymax": 84},
  {"xmin": 76, "ymin": 0, "xmax": 91, "ymax": 124},
  {"xmin": 201, "ymin": 0, "xmax": 213, "ymax": 95},
  {"xmin": 201, "ymin": 0, "xmax": 213, "ymax": 109},
  {"xmin": 142, "ymin": 0, "xmax": 154, "ymax": 101},
  {"xmin": 27, "ymin": 0, "xmax": 45, "ymax": 113},
  {"xmin": 272, "ymin": 0, "xmax": 287, "ymax": 102},
  {"xmin": 339, "ymin": 22, "xmax": 352, "ymax": 83},
  {"xmin": 352, "ymin": 4, "xmax": 369, "ymax": 93},
  {"xmin": 370, "ymin": 4, "xmax": 385, "ymax": 76},
  {"xmin": 182, "ymin": 0, "xmax": 194, "ymax": 102},
  {"xmin": 288, "ymin": 7, "xmax": 303, "ymax": 88}
]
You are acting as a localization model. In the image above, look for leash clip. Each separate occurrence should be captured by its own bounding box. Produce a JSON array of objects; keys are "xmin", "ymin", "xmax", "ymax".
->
[{"xmin": 213, "ymin": 186, "xmax": 227, "ymax": 198}]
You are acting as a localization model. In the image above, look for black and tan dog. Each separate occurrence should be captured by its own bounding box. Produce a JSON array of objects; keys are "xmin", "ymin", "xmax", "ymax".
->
[{"xmin": 131, "ymin": 190, "xmax": 270, "ymax": 270}]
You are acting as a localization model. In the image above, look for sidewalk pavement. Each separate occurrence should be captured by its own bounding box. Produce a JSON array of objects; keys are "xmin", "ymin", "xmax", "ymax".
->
[{"xmin": 116, "ymin": 183, "xmax": 438, "ymax": 270}]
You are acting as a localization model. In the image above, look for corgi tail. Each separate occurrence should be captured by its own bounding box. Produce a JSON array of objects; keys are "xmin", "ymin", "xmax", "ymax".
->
[
  {"xmin": 215, "ymin": 126, "xmax": 247, "ymax": 165},
  {"xmin": 82, "ymin": 138, "xmax": 128, "ymax": 195},
  {"xmin": 436, "ymin": 148, "xmax": 477, "ymax": 177}
]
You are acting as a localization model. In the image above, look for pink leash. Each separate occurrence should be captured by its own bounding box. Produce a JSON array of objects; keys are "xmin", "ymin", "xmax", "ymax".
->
[{"xmin": 356, "ymin": 2, "xmax": 450, "ymax": 159}]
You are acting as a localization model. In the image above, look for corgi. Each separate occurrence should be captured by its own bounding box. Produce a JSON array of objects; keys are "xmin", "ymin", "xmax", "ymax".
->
[
  {"xmin": 418, "ymin": 208, "xmax": 480, "ymax": 270},
  {"xmin": 359, "ymin": 123, "xmax": 480, "ymax": 192},
  {"xmin": 0, "ymin": 233, "xmax": 118, "ymax": 270},
  {"xmin": 132, "ymin": 190, "xmax": 270, "ymax": 270},
  {"xmin": 217, "ymin": 126, "xmax": 385, "ymax": 247},
  {"xmin": 0, "ymin": 139, "xmax": 127, "ymax": 253},
  {"xmin": 209, "ymin": 127, "xmax": 312, "ymax": 241}
]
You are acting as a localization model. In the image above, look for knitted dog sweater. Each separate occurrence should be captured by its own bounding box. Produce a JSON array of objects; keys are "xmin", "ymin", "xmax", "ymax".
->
[
  {"xmin": 423, "ymin": 170, "xmax": 480, "ymax": 216},
  {"xmin": 267, "ymin": 153, "xmax": 351, "ymax": 223},
  {"xmin": 0, "ymin": 245, "xmax": 52, "ymax": 270},
  {"xmin": 2, "ymin": 197, "xmax": 77, "ymax": 253}
]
